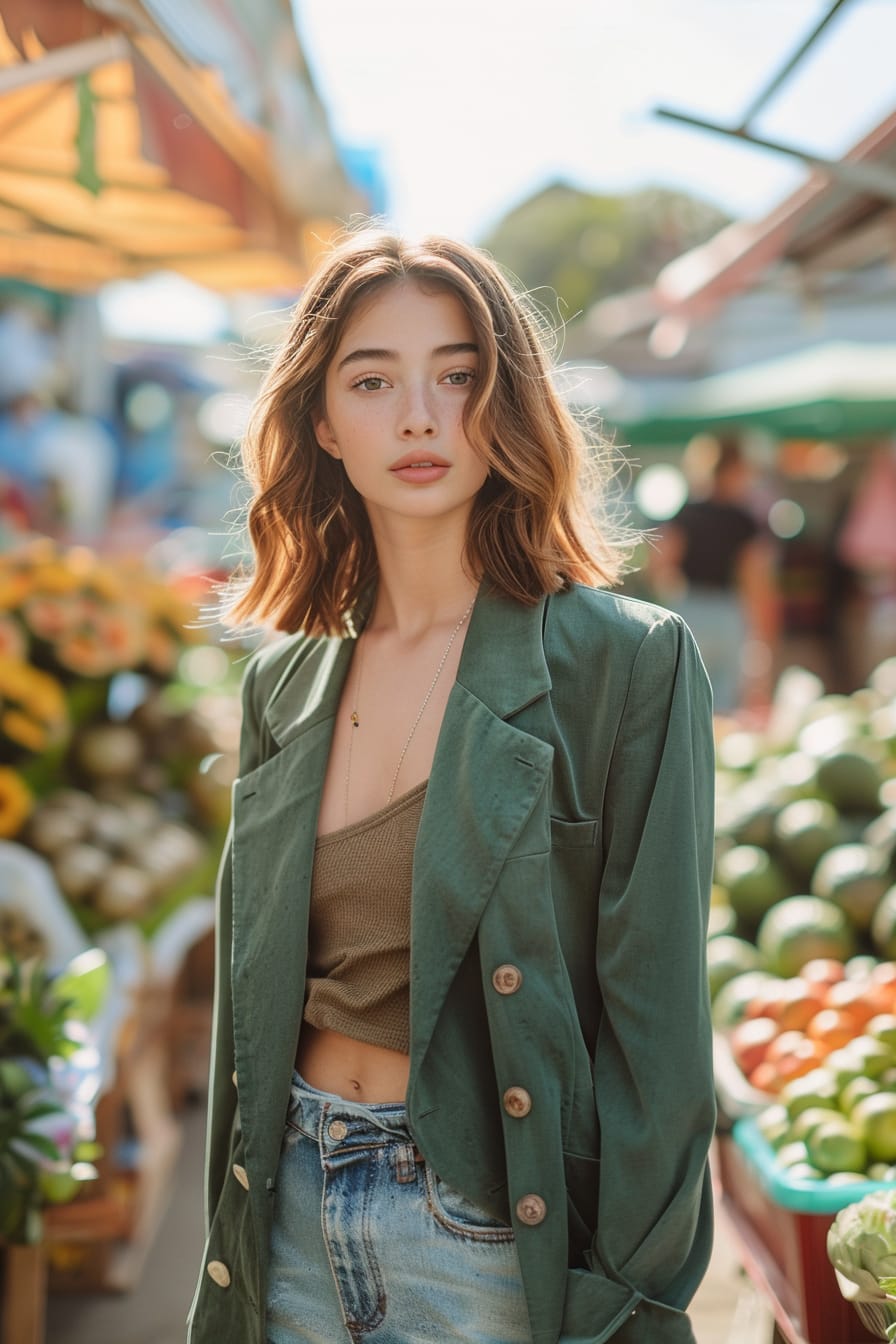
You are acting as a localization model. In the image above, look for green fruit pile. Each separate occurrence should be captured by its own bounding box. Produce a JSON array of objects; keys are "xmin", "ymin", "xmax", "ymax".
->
[
  {"xmin": 711, "ymin": 659, "xmax": 896, "ymax": 996},
  {"xmin": 757, "ymin": 1052, "xmax": 896, "ymax": 1187}
]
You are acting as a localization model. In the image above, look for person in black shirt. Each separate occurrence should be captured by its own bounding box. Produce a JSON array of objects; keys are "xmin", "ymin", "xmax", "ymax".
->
[{"xmin": 652, "ymin": 435, "xmax": 778, "ymax": 714}]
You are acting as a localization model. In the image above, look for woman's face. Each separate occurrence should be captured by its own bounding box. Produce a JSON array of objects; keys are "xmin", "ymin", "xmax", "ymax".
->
[{"xmin": 313, "ymin": 281, "xmax": 489, "ymax": 535}]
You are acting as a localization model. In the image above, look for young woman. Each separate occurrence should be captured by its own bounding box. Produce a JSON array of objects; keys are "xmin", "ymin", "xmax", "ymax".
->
[{"xmin": 187, "ymin": 232, "xmax": 716, "ymax": 1344}]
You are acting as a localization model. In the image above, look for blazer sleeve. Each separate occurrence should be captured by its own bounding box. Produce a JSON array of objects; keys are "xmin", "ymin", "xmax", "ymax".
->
[
  {"xmin": 202, "ymin": 652, "xmax": 264, "ymax": 1230},
  {"xmin": 568, "ymin": 613, "xmax": 716, "ymax": 1341}
]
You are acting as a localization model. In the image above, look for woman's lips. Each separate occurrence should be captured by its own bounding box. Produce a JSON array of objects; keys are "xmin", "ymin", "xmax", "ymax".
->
[{"xmin": 389, "ymin": 454, "xmax": 450, "ymax": 484}]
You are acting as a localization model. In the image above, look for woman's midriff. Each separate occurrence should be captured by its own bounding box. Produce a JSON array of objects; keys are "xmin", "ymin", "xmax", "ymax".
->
[{"xmin": 295, "ymin": 1022, "xmax": 410, "ymax": 1103}]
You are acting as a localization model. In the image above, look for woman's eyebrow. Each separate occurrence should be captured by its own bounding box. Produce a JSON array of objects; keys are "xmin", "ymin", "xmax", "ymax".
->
[{"xmin": 337, "ymin": 341, "xmax": 478, "ymax": 371}]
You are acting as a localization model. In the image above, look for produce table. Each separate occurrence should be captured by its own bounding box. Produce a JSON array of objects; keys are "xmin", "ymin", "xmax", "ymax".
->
[{"xmin": 715, "ymin": 1123, "xmax": 882, "ymax": 1344}]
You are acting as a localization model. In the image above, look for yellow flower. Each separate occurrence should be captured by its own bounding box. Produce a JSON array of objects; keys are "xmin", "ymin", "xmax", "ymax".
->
[
  {"xmin": 0, "ymin": 656, "xmax": 32, "ymax": 699},
  {"xmin": 1, "ymin": 709, "xmax": 47, "ymax": 753},
  {"xmin": 20, "ymin": 666, "xmax": 67, "ymax": 725},
  {"xmin": 0, "ymin": 767, "xmax": 33, "ymax": 838},
  {"xmin": 0, "ymin": 659, "xmax": 68, "ymax": 753},
  {"xmin": 28, "ymin": 562, "xmax": 81, "ymax": 595}
]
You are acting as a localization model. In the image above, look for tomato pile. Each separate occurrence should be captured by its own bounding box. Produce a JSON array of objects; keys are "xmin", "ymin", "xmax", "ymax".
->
[{"xmin": 721, "ymin": 957, "xmax": 896, "ymax": 1183}]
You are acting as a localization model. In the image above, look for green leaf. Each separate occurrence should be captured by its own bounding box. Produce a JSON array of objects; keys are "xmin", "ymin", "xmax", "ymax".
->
[
  {"xmin": 74, "ymin": 75, "xmax": 101, "ymax": 195},
  {"xmin": 21, "ymin": 1100, "xmax": 65, "ymax": 1123},
  {"xmin": 11, "ymin": 1132, "xmax": 61, "ymax": 1162}
]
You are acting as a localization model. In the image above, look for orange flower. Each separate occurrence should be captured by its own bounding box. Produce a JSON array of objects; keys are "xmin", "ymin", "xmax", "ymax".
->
[{"xmin": 0, "ymin": 767, "xmax": 33, "ymax": 837}]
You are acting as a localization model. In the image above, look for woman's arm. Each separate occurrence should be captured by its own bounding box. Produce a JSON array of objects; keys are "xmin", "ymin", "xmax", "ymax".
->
[{"xmin": 566, "ymin": 614, "xmax": 716, "ymax": 1341}]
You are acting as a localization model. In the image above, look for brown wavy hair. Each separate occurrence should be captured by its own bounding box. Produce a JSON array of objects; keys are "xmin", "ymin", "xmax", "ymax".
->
[{"xmin": 223, "ymin": 230, "xmax": 631, "ymax": 635}]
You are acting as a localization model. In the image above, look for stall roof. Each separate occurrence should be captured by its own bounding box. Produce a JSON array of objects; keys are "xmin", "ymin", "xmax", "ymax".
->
[
  {"xmin": 0, "ymin": 0, "xmax": 359, "ymax": 292},
  {"xmin": 654, "ymin": 108, "xmax": 896, "ymax": 322},
  {"xmin": 584, "ymin": 1, "xmax": 896, "ymax": 367},
  {"xmin": 598, "ymin": 342, "xmax": 896, "ymax": 446}
]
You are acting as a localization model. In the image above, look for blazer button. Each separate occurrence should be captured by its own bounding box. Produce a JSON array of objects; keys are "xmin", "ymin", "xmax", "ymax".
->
[
  {"xmin": 515, "ymin": 1194, "xmax": 547, "ymax": 1226},
  {"xmin": 492, "ymin": 964, "xmax": 523, "ymax": 994},
  {"xmin": 232, "ymin": 1163, "xmax": 249, "ymax": 1191},
  {"xmin": 503, "ymin": 1086, "xmax": 532, "ymax": 1118},
  {"xmin": 206, "ymin": 1259, "xmax": 231, "ymax": 1288}
]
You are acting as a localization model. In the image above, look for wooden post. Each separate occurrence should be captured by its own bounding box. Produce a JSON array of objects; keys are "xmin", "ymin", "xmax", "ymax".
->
[{"xmin": 1, "ymin": 1242, "xmax": 47, "ymax": 1344}]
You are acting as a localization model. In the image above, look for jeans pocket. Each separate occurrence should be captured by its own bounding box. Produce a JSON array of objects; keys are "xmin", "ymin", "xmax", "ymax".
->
[
  {"xmin": 283, "ymin": 1112, "xmax": 317, "ymax": 1148},
  {"xmin": 423, "ymin": 1166, "xmax": 516, "ymax": 1243}
]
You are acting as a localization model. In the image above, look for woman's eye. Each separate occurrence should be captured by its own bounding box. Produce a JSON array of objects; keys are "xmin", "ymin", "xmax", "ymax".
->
[
  {"xmin": 353, "ymin": 376, "xmax": 388, "ymax": 391},
  {"xmin": 443, "ymin": 370, "xmax": 475, "ymax": 386}
]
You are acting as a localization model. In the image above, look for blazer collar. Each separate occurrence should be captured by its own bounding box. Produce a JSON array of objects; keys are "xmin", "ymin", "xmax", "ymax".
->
[{"xmin": 262, "ymin": 581, "xmax": 553, "ymax": 748}]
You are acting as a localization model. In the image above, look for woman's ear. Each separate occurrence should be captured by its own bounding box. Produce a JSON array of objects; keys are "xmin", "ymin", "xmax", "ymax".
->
[{"xmin": 314, "ymin": 414, "xmax": 341, "ymax": 459}]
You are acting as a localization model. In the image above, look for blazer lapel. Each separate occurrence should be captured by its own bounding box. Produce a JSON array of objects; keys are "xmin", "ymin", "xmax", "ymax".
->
[
  {"xmin": 229, "ymin": 634, "xmax": 354, "ymax": 1179},
  {"xmin": 409, "ymin": 587, "xmax": 554, "ymax": 1079}
]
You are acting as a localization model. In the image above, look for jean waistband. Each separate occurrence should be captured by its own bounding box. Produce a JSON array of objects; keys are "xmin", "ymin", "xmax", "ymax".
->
[{"xmin": 288, "ymin": 1070, "xmax": 412, "ymax": 1151}]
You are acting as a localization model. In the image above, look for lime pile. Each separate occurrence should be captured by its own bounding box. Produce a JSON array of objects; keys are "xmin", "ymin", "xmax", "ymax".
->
[{"xmin": 711, "ymin": 658, "xmax": 896, "ymax": 1003}]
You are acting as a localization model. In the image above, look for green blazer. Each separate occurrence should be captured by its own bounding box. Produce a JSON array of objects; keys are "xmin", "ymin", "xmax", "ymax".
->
[{"xmin": 187, "ymin": 582, "xmax": 716, "ymax": 1344}]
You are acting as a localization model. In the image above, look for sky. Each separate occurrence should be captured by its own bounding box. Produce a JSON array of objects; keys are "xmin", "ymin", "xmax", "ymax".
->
[
  {"xmin": 294, "ymin": 0, "xmax": 896, "ymax": 242},
  {"xmin": 101, "ymin": 0, "xmax": 896, "ymax": 341}
]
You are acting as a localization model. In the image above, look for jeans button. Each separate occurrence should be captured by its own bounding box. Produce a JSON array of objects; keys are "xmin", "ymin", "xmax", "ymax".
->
[{"xmin": 328, "ymin": 1119, "xmax": 348, "ymax": 1140}]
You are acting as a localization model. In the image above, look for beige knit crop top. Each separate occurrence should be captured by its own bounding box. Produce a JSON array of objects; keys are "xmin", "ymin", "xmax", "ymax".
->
[{"xmin": 303, "ymin": 780, "xmax": 427, "ymax": 1056}]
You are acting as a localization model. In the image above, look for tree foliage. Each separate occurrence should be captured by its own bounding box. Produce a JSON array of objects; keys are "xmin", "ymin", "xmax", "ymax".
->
[{"xmin": 479, "ymin": 180, "xmax": 731, "ymax": 329}]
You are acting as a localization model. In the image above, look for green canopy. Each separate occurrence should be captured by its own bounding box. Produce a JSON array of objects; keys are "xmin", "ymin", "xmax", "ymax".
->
[{"xmin": 601, "ymin": 342, "xmax": 896, "ymax": 445}]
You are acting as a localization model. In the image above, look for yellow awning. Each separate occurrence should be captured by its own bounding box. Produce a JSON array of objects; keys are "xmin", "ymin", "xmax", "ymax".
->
[{"xmin": 0, "ymin": 4, "xmax": 354, "ymax": 292}]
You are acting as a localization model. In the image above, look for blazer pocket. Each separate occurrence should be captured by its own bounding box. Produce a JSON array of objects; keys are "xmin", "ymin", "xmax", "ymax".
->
[
  {"xmin": 551, "ymin": 817, "xmax": 599, "ymax": 849},
  {"xmin": 563, "ymin": 1149, "xmax": 601, "ymax": 1265}
]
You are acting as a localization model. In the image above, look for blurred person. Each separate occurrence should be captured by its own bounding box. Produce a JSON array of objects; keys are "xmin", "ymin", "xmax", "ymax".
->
[
  {"xmin": 837, "ymin": 440, "xmax": 896, "ymax": 683},
  {"xmin": 188, "ymin": 232, "xmax": 716, "ymax": 1344},
  {"xmin": 0, "ymin": 307, "xmax": 57, "ymax": 529},
  {"xmin": 0, "ymin": 309, "xmax": 116, "ymax": 541},
  {"xmin": 650, "ymin": 434, "xmax": 778, "ymax": 715}
]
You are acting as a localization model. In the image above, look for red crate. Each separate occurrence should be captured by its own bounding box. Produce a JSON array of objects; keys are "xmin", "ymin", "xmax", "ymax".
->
[{"xmin": 715, "ymin": 1130, "xmax": 883, "ymax": 1344}]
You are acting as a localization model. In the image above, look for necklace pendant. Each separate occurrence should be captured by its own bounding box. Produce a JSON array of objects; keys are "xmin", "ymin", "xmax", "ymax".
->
[{"xmin": 350, "ymin": 710, "xmax": 360, "ymax": 727}]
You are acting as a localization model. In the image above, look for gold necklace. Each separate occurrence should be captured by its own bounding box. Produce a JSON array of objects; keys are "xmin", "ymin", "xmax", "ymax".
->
[{"xmin": 344, "ymin": 597, "xmax": 475, "ymax": 824}]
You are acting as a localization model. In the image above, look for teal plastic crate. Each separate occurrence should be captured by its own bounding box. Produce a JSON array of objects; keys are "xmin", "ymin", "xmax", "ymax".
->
[{"xmin": 733, "ymin": 1115, "xmax": 896, "ymax": 1214}]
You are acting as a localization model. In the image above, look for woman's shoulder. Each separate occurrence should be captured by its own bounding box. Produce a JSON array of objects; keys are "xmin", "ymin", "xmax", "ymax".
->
[
  {"xmin": 551, "ymin": 582, "xmax": 685, "ymax": 648},
  {"xmin": 239, "ymin": 628, "xmax": 340, "ymax": 709}
]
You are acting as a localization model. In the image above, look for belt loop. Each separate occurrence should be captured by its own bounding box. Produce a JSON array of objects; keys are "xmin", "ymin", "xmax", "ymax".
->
[{"xmin": 394, "ymin": 1142, "xmax": 419, "ymax": 1184}]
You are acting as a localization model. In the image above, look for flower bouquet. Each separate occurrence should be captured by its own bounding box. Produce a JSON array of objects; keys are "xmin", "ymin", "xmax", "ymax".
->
[{"xmin": 0, "ymin": 538, "xmax": 240, "ymax": 941}]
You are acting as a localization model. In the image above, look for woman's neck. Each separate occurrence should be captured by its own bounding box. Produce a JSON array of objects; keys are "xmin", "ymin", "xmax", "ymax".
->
[{"xmin": 365, "ymin": 517, "xmax": 479, "ymax": 640}]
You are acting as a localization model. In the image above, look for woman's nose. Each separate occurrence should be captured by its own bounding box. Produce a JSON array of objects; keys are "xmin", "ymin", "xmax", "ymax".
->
[{"xmin": 398, "ymin": 385, "xmax": 436, "ymax": 437}]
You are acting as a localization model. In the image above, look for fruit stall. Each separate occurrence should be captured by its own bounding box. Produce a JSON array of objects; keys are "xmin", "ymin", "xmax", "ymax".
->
[
  {"xmin": 710, "ymin": 659, "xmax": 896, "ymax": 1343},
  {"xmin": 0, "ymin": 539, "xmax": 240, "ymax": 1344}
]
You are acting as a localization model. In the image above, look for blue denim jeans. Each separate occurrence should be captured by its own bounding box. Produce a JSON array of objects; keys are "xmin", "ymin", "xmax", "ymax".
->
[{"xmin": 266, "ymin": 1073, "xmax": 532, "ymax": 1344}]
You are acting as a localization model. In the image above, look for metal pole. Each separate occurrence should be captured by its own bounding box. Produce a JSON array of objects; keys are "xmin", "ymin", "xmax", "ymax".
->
[
  {"xmin": 653, "ymin": 108, "xmax": 896, "ymax": 203},
  {"xmin": 736, "ymin": 0, "xmax": 854, "ymax": 129}
]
